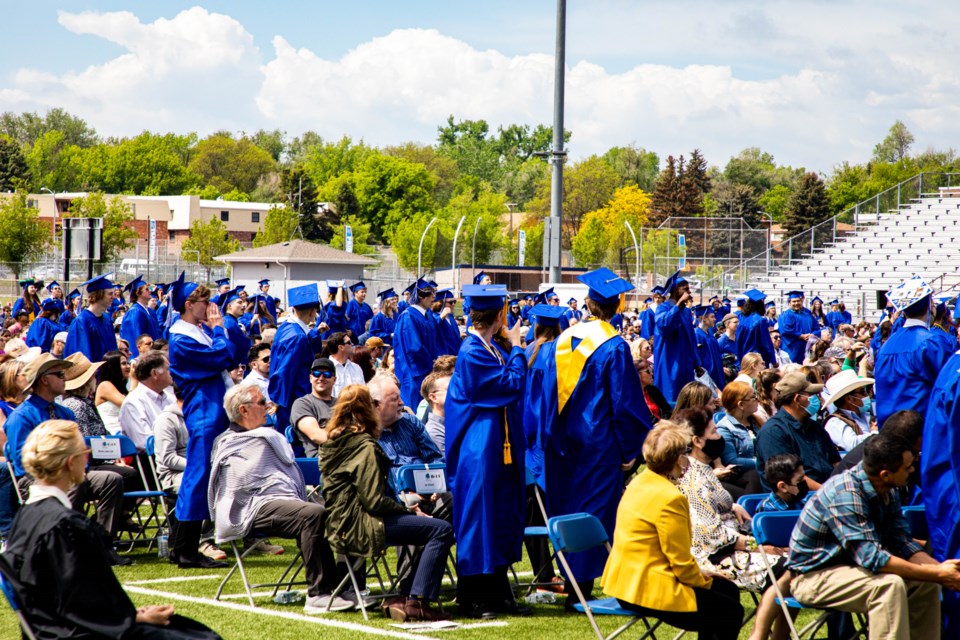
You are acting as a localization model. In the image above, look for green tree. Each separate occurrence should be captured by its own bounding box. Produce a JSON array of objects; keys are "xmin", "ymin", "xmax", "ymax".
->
[
  {"xmin": 783, "ymin": 172, "xmax": 831, "ymax": 237},
  {"xmin": 685, "ymin": 149, "xmax": 712, "ymax": 195},
  {"xmin": 501, "ymin": 157, "xmax": 550, "ymax": 209},
  {"xmin": 520, "ymin": 221, "xmax": 544, "ymax": 267},
  {"xmin": 602, "ymin": 145, "xmax": 660, "ymax": 192},
  {"xmin": 383, "ymin": 142, "xmax": 461, "ymax": 205},
  {"xmin": 303, "ymin": 136, "xmax": 376, "ymax": 188},
  {"xmin": 711, "ymin": 180, "xmax": 762, "ymax": 227},
  {"xmin": 330, "ymin": 215, "xmax": 376, "ymax": 255},
  {"xmin": 649, "ymin": 155, "xmax": 681, "ymax": 225},
  {"xmin": 525, "ymin": 155, "xmax": 619, "ymax": 244},
  {"xmin": 873, "ymin": 120, "xmax": 914, "ymax": 163},
  {"xmin": 758, "ymin": 184, "xmax": 793, "ymax": 221},
  {"xmin": 189, "ymin": 134, "xmax": 276, "ymax": 195},
  {"xmin": 0, "ymin": 135, "xmax": 29, "ymax": 191},
  {"xmin": 436, "ymin": 116, "xmax": 503, "ymax": 186},
  {"xmin": 253, "ymin": 205, "xmax": 299, "ymax": 247},
  {"xmin": 0, "ymin": 108, "xmax": 98, "ymax": 148},
  {"xmin": 249, "ymin": 129, "xmax": 286, "ymax": 162},
  {"xmin": 0, "ymin": 190, "xmax": 50, "ymax": 278},
  {"xmin": 642, "ymin": 228, "xmax": 680, "ymax": 275},
  {"xmin": 181, "ymin": 217, "xmax": 240, "ymax": 279},
  {"xmin": 279, "ymin": 165, "xmax": 329, "ymax": 241},
  {"xmin": 65, "ymin": 192, "xmax": 139, "ymax": 263},
  {"xmin": 571, "ymin": 185, "xmax": 651, "ymax": 267},
  {"xmin": 101, "ymin": 132, "xmax": 198, "ymax": 195},
  {"xmin": 286, "ymin": 131, "xmax": 325, "ymax": 165}
]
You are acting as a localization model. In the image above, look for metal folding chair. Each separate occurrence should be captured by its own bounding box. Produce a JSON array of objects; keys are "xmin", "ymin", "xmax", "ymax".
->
[
  {"xmin": 394, "ymin": 463, "xmax": 457, "ymax": 590},
  {"xmin": 3, "ymin": 442, "xmax": 23, "ymax": 507},
  {"xmin": 0, "ymin": 554, "xmax": 38, "ymax": 640}
]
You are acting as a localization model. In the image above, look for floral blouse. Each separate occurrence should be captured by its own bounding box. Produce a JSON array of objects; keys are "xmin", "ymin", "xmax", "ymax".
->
[
  {"xmin": 60, "ymin": 396, "xmax": 109, "ymax": 438},
  {"xmin": 677, "ymin": 457, "xmax": 739, "ymax": 563}
]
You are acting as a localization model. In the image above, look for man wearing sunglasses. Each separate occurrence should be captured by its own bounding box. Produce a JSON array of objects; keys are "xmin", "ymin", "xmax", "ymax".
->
[
  {"xmin": 326, "ymin": 332, "xmax": 364, "ymax": 397},
  {"xmin": 290, "ymin": 358, "xmax": 337, "ymax": 457},
  {"xmin": 243, "ymin": 343, "xmax": 272, "ymax": 402}
]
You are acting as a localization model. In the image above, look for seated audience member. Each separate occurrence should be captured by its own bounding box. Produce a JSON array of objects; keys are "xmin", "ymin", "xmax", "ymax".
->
[
  {"xmin": 716, "ymin": 380, "xmax": 761, "ymax": 471},
  {"xmin": 635, "ymin": 357, "xmax": 671, "ymax": 422},
  {"xmin": 674, "ymin": 408, "xmax": 784, "ymax": 592},
  {"xmin": 755, "ymin": 371, "xmax": 840, "ymax": 490},
  {"xmin": 96, "ymin": 350, "xmax": 130, "ymax": 435},
  {"xmin": 351, "ymin": 345, "xmax": 377, "ymax": 383},
  {"xmin": 788, "ymin": 434, "xmax": 958, "ymax": 638},
  {"xmin": 420, "ymin": 371, "xmax": 450, "ymax": 456},
  {"xmin": 326, "ymin": 332, "xmax": 365, "ymax": 396},
  {"xmin": 671, "ymin": 380, "xmax": 720, "ymax": 416},
  {"xmin": 821, "ymin": 370, "xmax": 875, "ymax": 452},
  {"xmin": 415, "ymin": 355, "xmax": 457, "ymax": 422},
  {"xmin": 831, "ymin": 410, "xmax": 922, "ymax": 489},
  {"xmin": 119, "ymin": 350, "xmax": 175, "ymax": 452},
  {"xmin": 290, "ymin": 358, "xmax": 337, "ymax": 457},
  {"xmin": 209, "ymin": 384, "xmax": 350, "ymax": 614},
  {"xmin": 0, "ymin": 360, "xmax": 27, "ymax": 534},
  {"xmin": 243, "ymin": 343, "xmax": 271, "ymax": 401},
  {"xmin": 0, "ymin": 420, "xmax": 221, "ymax": 639},
  {"xmin": 755, "ymin": 369, "xmax": 781, "ymax": 421},
  {"xmin": 757, "ymin": 454, "xmax": 809, "ymax": 513},
  {"xmin": 51, "ymin": 331, "xmax": 67, "ymax": 357},
  {"xmin": 320, "ymin": 384, "xmax": 454, "ymax": 622},
  {"xmin": 733, "ymin": 352, "xmax": 765, "ymax": 386},
  {"xmin": 601, "ymin": 421, "xmax": 744, "ymax": 640}
]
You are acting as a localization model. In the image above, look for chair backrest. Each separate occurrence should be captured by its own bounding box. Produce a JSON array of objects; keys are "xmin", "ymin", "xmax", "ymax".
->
[
  {"xmin": 396, "ymin": 463, "xmax": 447, "ymax": 494},
  {"xmin": 295, "ymin": 457, "xmax": 320, "ymax": 487},
  {"xmin": 902, "ymin": 505, "xmax": 928, "ymax": 540},
  {"xmin": 736, "ymin": 493, "xmax": 767, "ymax": 517},
  {"xmin": 84, "ymin": 434, "xmax": 138, "ymax": 460},
  {"xmin": 144, "ymin": 435, "xmax": 156, "ymax": 457},
  {"xmin": 547, "ymin": 513, "xmax": 609, "ymax": 554},
  {"xmin": 284, "ymin": 425, "xmax": 295, "ymax": 445},
  {"xmin": 751, "ymin": 511, "xmax": 801, "ymax": 547}
]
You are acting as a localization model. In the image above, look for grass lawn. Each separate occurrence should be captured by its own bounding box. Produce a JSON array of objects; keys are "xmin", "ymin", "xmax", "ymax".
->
[{"xmin": 1, "ymin": 534, "xmax": 829, "ymax": 639}]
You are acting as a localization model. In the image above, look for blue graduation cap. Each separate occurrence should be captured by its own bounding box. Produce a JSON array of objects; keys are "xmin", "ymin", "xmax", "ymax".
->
[
  {"xmin": 644, "ymin": 297, "xmax": 652, "ymax": 304},
  {"xmin": 786, "ymin": 290, "xmax": 804, "ymax": 300},
  {"xmin": 529, "ymin": 303, "xmax": 566, "ymax": 326},
  {"xmin": 67, "ymin": 288, "xmax": 81, "ymax": 301},
  {"xmin": 722, "ymin": 297, "xmax": 731, "ymax": 304},
  {"xmin": 349, "ymin": 281, "xmax": 367, "ymax": 293},
  {"xmin": 534, "ymin": 287, "xmax": 554, "ymax": 305},
  {"xmin": 289, "ymin": 283, "xmax": 320, "ymax": 309},
  {"xmin": 578, "ymin": 267, "xmax": 634, "ymax": 305},
  {"xmin": 523, "ymin": 294, "xmax": 534, "ymax": 301},
  {"xmin": 402, "ymin": 282, "xmax": 416, "ymax": 296},
  {"xmin": 828, "ymin": 299, "xmax": 839, "ymax": 306},
  {"xmin": 18, "ymin": 279, "xmax": 37, "ymax": 291},
  {"xmin": 326, "ymin": 280, "xmax": 345, "ymax": 294},
  {"xmin": 708, "ymin": 295, "xmax": 719, "ymax": 304},
  {"xmin": 743, "ymin": 288, "xmax": 766, "ymax": 303},
  {"xmin": 123, "ymin": 275, "xmax": 145, "ymax": 294},
  {"xmin": 567, "ymin": 297, "xmax": 577, "ymax": 305},
  {"xmin": 765, "ymin": 301, "xmax": 776, "ymax": 309},
  {"xmin": 258, "ymin": 279, "xmax": 271, "ymax": 287},
  {"xmin": 377, "ymin": 288, "xmax": 397, "ymax": 303},
  {"xmin": 41, "ymin": 298, "xmax": 60, "ymax": 312},
  {"xmin": 473, "ymin": 271, "xmax": 489, "ymax": 286},
  {"xmin": 462, "ymin": 284, "xmax": 507, "ymax": 311},
  {"xmin": 80, "ymin": 274, "xmax": 115, "ymax": 293},
  {"xmin": 662, "ymin": 270, "xmax": 687, "ymax": 295},
  {"xmin": 169, "ymin": 272, "xmax": 200, "ymax": 312},
  {"xmin": 436, "ymin": 288, "xmax": 456, "ymax": 302},
  {"xmin": 411, "ymin": 277, "xmax": 436, "ymax": 301},
  {"xmin": 215, "ymin": 277, "xmax": 230, "ymax": 287},
  {"xmin": 736, "ymin": 298, "xmax": 747, "ymax": 307},
  {"xmin": 218, "ymin": 286, "xmax": 246, "ymax": 311},
  {"xmin": 812, "ymin": 296, "xmax": 823, "ymax": 304},
  {"xmin": 694, "ymin": 304, "xmax": 715, "ymax": 319},
  {"xmin": 508, "ymin": 298, "xmax": 520, "ymax": 306},
  {"xmin": 652, "ymin": 286, "xmax": 665, "ymax": 296},
  {"xmin": 46, "ymin": 281, "xmax": 61, "ymax": 291}
]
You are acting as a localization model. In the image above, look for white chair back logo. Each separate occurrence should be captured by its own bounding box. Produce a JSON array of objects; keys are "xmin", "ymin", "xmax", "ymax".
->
[
  {"xmin": 412, "ymin": 469, "xmax": 446, "ymax": 493},
  {"xmin": 90, "ymin": 438, "xmax": 121, "ymax": 460}
]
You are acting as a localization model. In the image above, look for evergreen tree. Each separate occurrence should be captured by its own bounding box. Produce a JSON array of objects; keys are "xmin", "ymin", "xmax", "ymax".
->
[
  {"xmin": 649, "ymin": 155, "xmax": 680, "ymax": 226},
  {"xmin": 279, "ymin": 165, "xmax": 328, "ymax": 241},
  {"xmin": 685, "ymin": 149, "xmax": 712, "ymax": 195},
  {"xmin": 783, "ymin": 172, "xmax": 831, "ymax": 238},
  {"xmin": 0, "ymin": 135, "xmax": 28, "ymax": 191}
]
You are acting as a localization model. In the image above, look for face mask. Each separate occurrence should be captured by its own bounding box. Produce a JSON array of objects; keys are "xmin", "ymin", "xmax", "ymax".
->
[
  {"xmin": 805, "ymin": 395, "xmax": 821, "ymax": 417},
  {"xmin": 792, "ymin": 479, "xmax": 809, "ymax": 503},
  {"xmin": 701, "ymin": 436, "xmax": 726, "ymax": 462},
  {"xmin": 859, "ymin": 396, "xmax": 872, "ymax": 418}
]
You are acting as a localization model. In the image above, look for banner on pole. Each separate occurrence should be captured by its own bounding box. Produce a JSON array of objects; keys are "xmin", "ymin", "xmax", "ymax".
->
[
  {"xmin": 518, "ymin": 230, "xmax": 526, "ymax": 266},
  {"xmin": 345, "ymin": 225, "xmax": 354, "ymax": 253}
]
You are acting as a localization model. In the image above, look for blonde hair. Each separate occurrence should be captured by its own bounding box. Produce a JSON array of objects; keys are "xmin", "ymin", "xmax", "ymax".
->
[
  {"xmin": 740, "ymin": 352, "xmax": 764, "ymax": 376},
  {"xmin": 22, "ymin": 420, "xmax": 85, "ymax": 482},
  {"xmin": 642, "ymin": 420, "xmax": 692, "ymax": 475}
]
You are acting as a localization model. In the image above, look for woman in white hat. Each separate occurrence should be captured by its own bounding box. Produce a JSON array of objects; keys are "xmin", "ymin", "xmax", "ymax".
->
[{"xmin": 822, "ymin": 369, "xmax": 875, "ymax": 452}]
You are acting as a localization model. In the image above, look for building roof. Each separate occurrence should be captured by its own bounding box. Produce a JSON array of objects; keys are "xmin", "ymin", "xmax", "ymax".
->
[{"xmin": 215, "ymin": 240, "xmax": 378, "ymax": 265}]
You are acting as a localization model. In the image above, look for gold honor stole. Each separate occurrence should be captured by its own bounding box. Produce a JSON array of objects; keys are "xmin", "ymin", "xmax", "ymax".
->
[{"xmin": 555, "ymin": 320, "xmax": 620, "ymax": 413}]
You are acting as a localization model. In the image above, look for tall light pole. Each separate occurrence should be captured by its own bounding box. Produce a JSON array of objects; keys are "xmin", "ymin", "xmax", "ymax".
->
[
  {"xmin": 40, "ymin": 187, "xmax": 57, "ymax": 276},
  {"xmin": 417, "ymin": 217, "xmax": 438, "ymax": 276},
  {"xmin": 471, "ymin": 216, "xmax": 483, "ymax": 277},
  {"xmin": 450, "ymin": 216, "xmax": 466, "ymax": 294},
  {"xmin": 624, "ymin": 221, "xmax": 640, "ymax": 309},
  {"xmin": 760, "ymin": 211, "xmax": 773, "ymax": 276},
  {"xmin": 548, "ymin": 0, "xmax": 566, "ymax": 284}
]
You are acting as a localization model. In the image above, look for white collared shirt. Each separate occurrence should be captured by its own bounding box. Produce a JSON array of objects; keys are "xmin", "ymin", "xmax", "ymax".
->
[
  {"xmin": 120, "ymin": 382, "xmax": 174, "ymax": 450},
  {"xmin": 332, "ymin": 357, "xmax": 366, "ymax": 397},
  {"xmin": 409, "ymin": 304, "xmax": 428, "ymax": 317},
  {"xmin": 243, "ymin": 369, "xmax": 271, "ymax": 402},
  {"xmin": 26, "ymin": 483, "xmax": 72, "ymax": 508}
]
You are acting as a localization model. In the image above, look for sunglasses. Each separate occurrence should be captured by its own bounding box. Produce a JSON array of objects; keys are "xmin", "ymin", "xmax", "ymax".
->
[
  {"xmin": 311, "ymin": 370, "xmax": 335, "ymax": 379},
  {"xmin": 44, "ymin": 370, "xmax": 66, "ymax": 379},
  {"xmin": 259, "ymin": 356, "xmax": 270, "ymax": 364},
  {"xmin": 244, "ymin": 398, "xmax": 267, "ymax": 407}
]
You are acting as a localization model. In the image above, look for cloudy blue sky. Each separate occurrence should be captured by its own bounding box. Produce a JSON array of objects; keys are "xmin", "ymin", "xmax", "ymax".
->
[{"xmin": 2, "ymin": 1, "xmax": 956, "ymax": 174}]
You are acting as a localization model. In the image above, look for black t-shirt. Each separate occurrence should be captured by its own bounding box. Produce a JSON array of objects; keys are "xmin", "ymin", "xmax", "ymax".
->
[{"xmin": 290, "ymin": 394, "xmax": 334, "ymax": 457}]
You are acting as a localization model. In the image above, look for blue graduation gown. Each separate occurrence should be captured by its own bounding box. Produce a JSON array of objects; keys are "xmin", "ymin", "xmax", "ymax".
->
[
  {"xmin": 653, "ymin": 301, "xmax": 700, "ymax": 404},
  {"xmin": 397, "ymin": 300, "xmax": 409, "ymax": 315},
  {"xmin": 695, "ymin": 326, "xmax": 726, "ymax": 390},
  {"xmin": 432, "ymin": 312, "xmax": 461, "ymax": 357},
  {"xmin": 322, "ymin": 301, "xmax": 347, "ymax": 338},
  {"xmin": 12, "ymin": 298, "xmax": 39, "ymax": 321},
  {"xmin": 64, "ymin": 309, "xmax": 117, "ymax": 362},
  {"xmin": 525, "ymin": 312, "xmax": 569, "ymax": 344},
  {"xmin": 393, "ymin": 307, "xmax": 438, "ymax": 408},
  {"xmin": 825, "ymin": 310, "xmax": 850, "ymax": 332},
  {"xmin": 169, "ymin": 322, "xmax": 233, "ymax": 521},
  {"xmin": 520, "ymin": 304, "xmax": 531, "ymax": 323},
  {"xmin": 346, "ymin": 300, "xmax": 374, "ymax": 338},
  {"xmin": 58, "ymin": 309, "xmax": 75, "ymax": 329},
  {"xmin": 778, "ymin": 309, "xmax": 817, "ymax": 364},
  {"xmin": 223, "ymin": 314, "xmax": 252, "ymax": 369},
  {"xmin": 25, "ymin": 317, "xmax": 66, "ymax": 353},
  {"xmin": 119, "ymin": 303, "xmax": 161, "ymax": 359},
  {"xmin": 368, "ymin": 312, "xmax": 395, "ymax": 345},
  {"xmin": 261, "ymin": 295, "xmax": 278, "ymax": 321},
  {"xmin": 446, "ymin": 333, "xmax": 527, "ymax": 576},
  {"xmin": 639, "ymin": 307, "xmax": 655, "ymax": 340},
  {"xmin": 736, "ymin": 312, "xmax": 778, "ymax": 367},
  {"xmin": 922, "ymin": 352, "xmax": 960, "ymax": 634},
  {"xmin": 508, "ymin": 310, "xmax": 522, "ymax": 327},
  {"xmin": 874, "ymin": 324, "xmax": 953, "ymax": 426},
  {"xmin": 269, "ymin": 319, "xmax": 323, "ymax": 431},
  {"xmin": 523, "ymin": 341, "xmax": 557, "ymax": 491},
  {"xmin": 717, "ymin": 333, "xmax": 739, "ymax": 367},
  {"xmin": 546, "ymin": 324, "xmax": 653, "ymax": 580},
  {"xmin": 562, "ymin": 309, "xmax": 583, "ymax": 323}
]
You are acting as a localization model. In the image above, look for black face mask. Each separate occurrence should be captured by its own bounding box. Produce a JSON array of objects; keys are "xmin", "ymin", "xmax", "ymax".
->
[
  {"xmin": 793, "ymin": 479, "xmax": 809, "ymax": 503},
  {"xmin": 701, "ymin": 436, "xmax": 726, "ymax": 462}
]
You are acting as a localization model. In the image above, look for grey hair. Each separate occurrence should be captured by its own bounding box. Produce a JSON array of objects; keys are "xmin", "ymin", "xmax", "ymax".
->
[
  {"xmin": 366, "ymin": 373, "xmax": 397, "ymax": 402},
  {"xmin": 223, "ymin": 383, "xmax": 262, "ymax": 423}
]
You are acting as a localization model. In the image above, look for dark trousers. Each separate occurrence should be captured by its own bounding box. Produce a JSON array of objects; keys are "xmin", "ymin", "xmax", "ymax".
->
[
  {"xmin": 18, "ymin": 469, "xmax": 124, "ymax": 536},
  {"xmin": 395, "ymin": 492, "xmax": 453, "ymax": 595},
  {"xmin": 721, "ymin": 469, "xmax": 763, "ymax": 501},
  {"xmin": 616, "ymin": 578, "xmax": 744, "ymax": 640},
  {"xmin": 457, "ymin": 566, "xmax": 513, "ymax": 606},
  {"xmin": 383, "ymin": 513, "xmax": 454, "ymax": 601},
  {"xmin": 252, "ymin": 499, "xmax": 339, "ymax": 597},
  {"xmin": 524, "ymin": 484, "xmax": 555, "ymax": 582},
  {"xmin": 0, "ymin": 470, "xmax": 19, "ymax": 536}
]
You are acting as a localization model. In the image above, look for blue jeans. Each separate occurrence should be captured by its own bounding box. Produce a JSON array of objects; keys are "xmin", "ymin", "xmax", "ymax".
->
[
  {"xmin": 382, "ymin": 513, "xmax": 453, "ymax": 600},
  {"xmin": 0, "ymin": 470, "xmax": 18, "ymax": 536}
]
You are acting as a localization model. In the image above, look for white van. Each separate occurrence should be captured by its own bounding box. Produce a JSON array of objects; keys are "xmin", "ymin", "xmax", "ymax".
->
[{"xmin": 119, "ymin": 259, "xmax": 149, "ymax": 276}]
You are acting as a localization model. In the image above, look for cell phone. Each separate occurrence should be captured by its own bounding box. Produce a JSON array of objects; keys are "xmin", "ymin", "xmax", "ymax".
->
[{"xmin": 729, "ymin": 465, "xmax": 743, "ymax": 475}]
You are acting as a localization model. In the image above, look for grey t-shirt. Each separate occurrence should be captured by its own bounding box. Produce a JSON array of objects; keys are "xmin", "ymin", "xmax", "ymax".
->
[{"xmin": 290, "ymin": 393, "xmax": 334, "ymax": 457}]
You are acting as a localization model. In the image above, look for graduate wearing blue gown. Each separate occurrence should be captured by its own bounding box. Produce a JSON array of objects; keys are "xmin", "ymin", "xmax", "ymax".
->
[
  {"xmin": 397, "ymin": 290, "xmax": 411, "ymax": 316},
  {"xmin": 764, "ymin": 301, "xmax": 778, "ymax": 329},
  {"xmin": 717, "ymin": 324, "xmax": 739, "ymax": 367},
  {"xmin": 562, "ymin": 298, "xmax": 583, "ymax": 324},
  {"xmin": 166, "ymin": 273, "xmax": 235, "ymax": 566},
  {"xmin": 653, "ymin": 272, "xmax": 700, "ymax": 405},
  {"xmin": 694, "ymin": 305, "xmax": 725, "ymax": 390},
  {"xmin": 445, "ymin": 284, "xmax": 528, "ymax": 615},
  {"xmin": 520, "ymin": 296, "xmax": 534, "ymax": 323},
  {"xmin": 219, "ymin": 287, "xmax": 251, "ymax": 369},
  {"xmin": 736, "ymin": 289, "xmax": 778, "ymax": 368},
  {"xmin": 43, "ymin": 281, "xmax": 66, "ymax": 314},
  {"xmin": 393, "ymin": 279, "xmax": 439, "ymax": 408},
  {"xmin": 268, "ymin": 284, "xmax": 325, "ymax": 433},
  {"xmin": 64, "ymin": 276, "xmax": 118, "ymax": 363},
  {"xmin": 525, "ymin": 289, "xmax": 568, "ymax": 343},
  {"xmin": 825, "ymin": 300, "xmax": 852, "ymax": 333},
  {"xmin": 321, "ymin": 282, "xmax": 348, "ymax": 339},
  {"xmin": 345, "ymin": 281, "xmax": 374, "ymax": 338},
  {"xmin": 119, "ymin": 276, "xmax": 161, "ymax": 360},
  {"xmin": 25, "ymin": 299, "xmax": 66, "ymax": 353},
  {"xmin": 432, "ymin": 289, "xmax": 462, "ymax": 357},
  {"xmin": 368, "ymin": 288, "xmax": 398, "ymax": 345},
  {"xmin": 638, "ymin": 294, "xmax": 658, "ymax": 341},
  {"xmin": 874, "ymin": 277, "xmax": 953, "ymax": 427},
  {"xmin": 257, "ymin": 279, "xmax": 279, "ymax": 320},
  {"xmin": 547, "ymin": 268, "xmax": 653, "ymax": 586},
  {"xmin": 58, "ymin": 289, "xmax": 82, "ymax": 328},
  {"xmin": 107, "ymin": 284, "xmax": 125, "ymax": 316},
  {"xmin": 778, "ymin": 291, "xmax": 819, "ymax": 364},
  {"xmin": 923, "ymin": 349, "xmax": 960, "ymax": 635},
  {"xmin": 508, "ymin": 299, "xmax": 523, "ymax": 327},
  {"xmin": 522, "ymin": 305, "xmax": 564, "ymax": 492},
  {"xmin": 11, "ymin": 280, "xmax": 41, "ymax": 322}
]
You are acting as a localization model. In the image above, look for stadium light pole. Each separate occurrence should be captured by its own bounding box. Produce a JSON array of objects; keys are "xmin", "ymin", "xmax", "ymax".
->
[
  {"xmin": 41, "ymin": 187, "xmax": 57, "ymax": 276},
  {"xmin": 451, "ymin": 216, "xmax": 466, "ymax": 295},
  {"xmin": 417, "ymin": 217, "xmax": 438, "ymax": 277},
  {"xmin": 760, "ymin": 211, "xmax": 773, "ymax": 275},
  {"xmin": 471, "ymin": 216, "xmax": 483, "ymax": 278},
  {"xmin": 548, "ymin": 0, "xmax": 566, "ymax": 284},
  {"xmin": 624, "ymin": 221, "xmax": 640, "ymax": 309}
]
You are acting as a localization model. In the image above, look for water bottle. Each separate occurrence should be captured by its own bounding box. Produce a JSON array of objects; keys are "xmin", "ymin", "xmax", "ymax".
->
[
  {"xmin": 157, "ymin": 528, "xmax": 169, "ymax": 559},
  {"xmin": 274, "ymin": 590, "xmax": 303, "ymax": 604},
  {"xmin": 524, "ymin": 591, "xmax": 557, "ymax": 604}
]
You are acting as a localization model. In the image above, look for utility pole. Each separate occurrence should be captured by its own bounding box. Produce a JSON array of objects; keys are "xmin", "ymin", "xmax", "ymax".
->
[{"xmin": 548, "ymin": 0, "xmax": 566, "ymax": 284}]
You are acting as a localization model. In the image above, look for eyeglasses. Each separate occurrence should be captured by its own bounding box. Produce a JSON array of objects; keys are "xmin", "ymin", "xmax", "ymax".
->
[
  {"xmin": 243, "ymin": 398, "xmax": 267, "ymax": 407},
  {"xmin": 311, "ymin": 370, "xmax": 335, "ymax": 379},
  {"xmin": 44, "ymin": 370, "xmax": 66, "ymax": 379},
  {"xmin": 259, "ymin": 356, "xmax": 270, "ymax": 364}
]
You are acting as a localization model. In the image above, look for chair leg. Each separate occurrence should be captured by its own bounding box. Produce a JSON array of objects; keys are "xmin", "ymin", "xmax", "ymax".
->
[
  {"xmin": 346, "ymin": 557, "xmax": 369, "ymax": 622},
  {"xmin": 215, "ymin": 541, "xmax": 256, "ymax": 608},
  {"xmin": 271, "ymin": 550, "xmax": 303, "ymax": 598}
]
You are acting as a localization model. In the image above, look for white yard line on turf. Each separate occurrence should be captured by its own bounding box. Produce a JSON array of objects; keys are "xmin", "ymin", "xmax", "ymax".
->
[
  {"xmin": 126, "ymin": 575, "xmax": 223, "ymax": 585},
  {"xmin": 124, "ymin": 585, "xmax": 439, "ymax": 640}
]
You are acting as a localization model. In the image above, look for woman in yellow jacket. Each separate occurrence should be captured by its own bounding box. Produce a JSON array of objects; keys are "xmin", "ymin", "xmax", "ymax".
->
[{"xmin": 601, "ymin": 422, "xmax": 744, "ymax": 640}]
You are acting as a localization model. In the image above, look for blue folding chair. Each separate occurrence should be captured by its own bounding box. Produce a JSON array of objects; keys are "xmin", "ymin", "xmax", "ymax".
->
[
  {"xmin": 547, "ymin": 513, "xmax": 665, "ymax": 640},
  {"xmin": 85, "ymin": 434, "xmax": 168, "ymax": 552},
  {"xmin": 736, "ymin": 493, "xmax": 768, "ymax": 517},
  {"xmin": 296, "ymin": 457, "xmax": 321, "ymax": 503},
  {"xmin": 902, "ymin": 505, "xmax": 928, "ymax": 541},
  {"xmin": 394, "ymin": 463, "xmax": 456, "ymax": 591},
  {"xmin": 0, "ymin": 555, "xmax": 38, "ymax": 640},
  {"xmin": 284, "ymin": 425, "xmax": 296, "ymax": 445}
]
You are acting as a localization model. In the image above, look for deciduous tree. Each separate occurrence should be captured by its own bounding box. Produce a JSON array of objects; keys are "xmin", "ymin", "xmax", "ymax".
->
[
  {"xmin": 65, "ymin": 192, "xmax": 139, "ymax": 264},
  {"xmin": 253, "ymin": 205, "xmax": 298, "ymax": 247},
  {"xmin": 181, "ymin": 217, "xmax": 240, "ymax": 279},
  {"xmin": 571, "ymin": 185, "xmax": 651, "ymax": 267},
  {"xmin": 0, "ymin": 190, "xmax": 49, "ymax": 278},
  {"xmin": 189, "ymin": 134, "xmax": 276, "ymax": 195},
  {"xmin": 873, "ymin": 120, "xmax": 914, "ymax": 163},
  {"xmin": 330, "ymin": 215, "xmax": 376, "ymax": 255}
]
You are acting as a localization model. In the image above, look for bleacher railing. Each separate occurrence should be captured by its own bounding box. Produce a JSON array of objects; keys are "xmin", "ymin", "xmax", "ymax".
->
[{"xmin": 700, "ymin": 172, "xmax": 960, "ymax": 296}]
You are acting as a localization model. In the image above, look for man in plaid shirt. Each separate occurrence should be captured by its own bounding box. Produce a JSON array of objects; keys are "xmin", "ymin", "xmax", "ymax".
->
[{"xmin": 787, "ymin": 434, "xmax": 960, "ymax": 638}]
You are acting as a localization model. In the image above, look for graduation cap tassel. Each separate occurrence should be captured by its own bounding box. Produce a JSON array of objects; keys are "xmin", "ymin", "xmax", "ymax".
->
[{"xmin": 503, "ymin": 408, "xmax": 513, "ymax": 465}]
